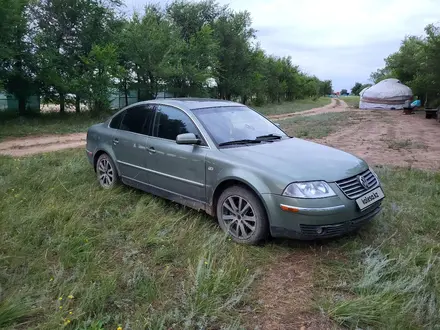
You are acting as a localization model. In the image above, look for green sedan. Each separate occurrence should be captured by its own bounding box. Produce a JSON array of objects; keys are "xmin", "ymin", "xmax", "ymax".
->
[{"xmin": 86, "ymin": 98, "xmax": 384, "ymax": 244}]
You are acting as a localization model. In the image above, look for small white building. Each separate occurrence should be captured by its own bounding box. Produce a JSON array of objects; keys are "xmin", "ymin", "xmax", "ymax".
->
[{"xmin": 360, "ymin": 78, "xmax": 412, "ymax": 110}]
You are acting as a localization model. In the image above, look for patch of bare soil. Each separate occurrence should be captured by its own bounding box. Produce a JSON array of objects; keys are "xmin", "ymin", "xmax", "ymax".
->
[
  {"xmin": 314, "ymin": 110, "xmax": 440, "ymax": 170},
  {"xmin": 244, "ymin": 249, "xmax": 336, "ymax": 330},
  {"xmin": 267, "ymin": 99, "xmax": 349, "ymax": 120},
  {"xmin": 0, "ymin": 133, "xmax": 86, "ymax": 157}
]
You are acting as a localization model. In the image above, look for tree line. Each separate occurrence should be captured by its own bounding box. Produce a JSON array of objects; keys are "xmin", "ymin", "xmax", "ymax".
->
[
  {"xmin": 0, "ymin": 0, "xmax": 332, "ymax": 115},
  {"xmin": 368, "ymin": 22, "xmax": 440, "ymax": 107}
]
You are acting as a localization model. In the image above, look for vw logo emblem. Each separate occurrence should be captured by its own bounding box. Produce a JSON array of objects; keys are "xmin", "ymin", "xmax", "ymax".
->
[{"xmin": 358, "ymin": 175, "xmax": 370, "ymax": 189}]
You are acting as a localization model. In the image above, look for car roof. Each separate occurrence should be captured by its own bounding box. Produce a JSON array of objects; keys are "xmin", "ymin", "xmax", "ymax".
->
[{"xmin": 142, "ymin": 97, "xmax": 245, "ymax": 111}]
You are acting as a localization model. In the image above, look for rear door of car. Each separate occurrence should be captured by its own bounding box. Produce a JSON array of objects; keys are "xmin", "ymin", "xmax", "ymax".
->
[
  {"xmin": 111, "ymin": 104, "xmax": 156, "ymax": 183},
  {"xmin": 145, "ymin": 104, "xmax": 207, "ymax": 203}
]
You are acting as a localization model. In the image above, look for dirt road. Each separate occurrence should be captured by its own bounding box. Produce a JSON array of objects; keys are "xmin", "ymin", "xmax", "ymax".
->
[{"xmin": 0, "ymin": 133, "xmax": 86, "ymax": 157}]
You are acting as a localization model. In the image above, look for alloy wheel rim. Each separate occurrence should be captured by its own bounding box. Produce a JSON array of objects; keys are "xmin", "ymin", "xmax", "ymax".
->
[
  {"xmin": 222, "ymin": 195, "xmax": 256, "ymax": 239},
  {"xmin": 97, "ymin": 158, "xmax": 114, "ymax": 187}
]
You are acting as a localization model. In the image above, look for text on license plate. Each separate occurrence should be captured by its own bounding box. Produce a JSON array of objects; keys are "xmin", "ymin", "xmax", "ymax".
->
[{"xmin": 356, "ymin": 187, "xmax": 385, "ymax": 210}]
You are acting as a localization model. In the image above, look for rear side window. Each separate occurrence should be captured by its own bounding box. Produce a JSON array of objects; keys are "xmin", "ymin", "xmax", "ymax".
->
[
  {"xmin": 153, "ymin": 105, "xmax": 200, "ymax": 141},
  {"xmin": 109, "ymin": 111, "xmax": 124, "ymax": 129},
  {"xmin": 120, "ymin": 105, "xmax": 155, "ymax": 135}
]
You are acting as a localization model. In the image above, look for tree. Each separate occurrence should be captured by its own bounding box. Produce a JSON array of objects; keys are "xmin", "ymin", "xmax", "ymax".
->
[
  {"xmin": 33, "ymin": 0, "xmax": 123, "ymax": 113},
  {"xmin": 370, "ymin": 24, "xmax": 440, "ymax": 106},
  {"xmin": 340, "ymin": 89, "xmax": 348, "ymax": 95},
  {"xmin": 212, "ymin": 8, "xmax": 255, "ymax": 101},
  {"xmin": 0, "ymin": 0, "xmax": 36, "ymax": 115},
  {"xmin": 120, "ymin": 5, "xmax": 178, "ymax": 101},
  {"xmin": 80, "ymin": 44, "xmax": 122, "ymax": 113},
  {"xmin": 165, "ymin": 0, "xmax": 219, "ymax": 97},
  {"xmin": 351, "ymin": 82, "xmax": 363, "ymax": 95},
  {"xmin": 319, "ymin": 80, "xmax": 333, "ymax": 96},
  {"xmin": 369, "ymin": 67, "xmax": 393, "ymax": 84}
]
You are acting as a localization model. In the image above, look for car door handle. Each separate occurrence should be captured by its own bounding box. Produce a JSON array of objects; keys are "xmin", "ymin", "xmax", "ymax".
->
[
  {"xmin": 113, "ymin": 138, "xmax": 119, "ymax": 145},
  {"xmin": 148, "ymin": 146, "xmax": 156, "ymax": 154}
]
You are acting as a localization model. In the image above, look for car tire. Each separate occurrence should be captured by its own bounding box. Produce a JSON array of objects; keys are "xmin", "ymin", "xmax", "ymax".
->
[
  {"xmin": 96, "ymin": 153, "xmax": 119, "ymax": 189},
  {"xmin": 216, "ymin": 185, "xmax": 269, "ymax": 244}
]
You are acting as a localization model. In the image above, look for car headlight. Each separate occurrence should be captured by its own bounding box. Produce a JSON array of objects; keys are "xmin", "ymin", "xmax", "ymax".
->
[{"xmin": 283, "ymin": 181, "xmax": 336, "ymax": 198}]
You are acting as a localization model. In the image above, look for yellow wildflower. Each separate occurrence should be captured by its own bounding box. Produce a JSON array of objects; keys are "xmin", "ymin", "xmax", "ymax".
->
[
  {"xmin": 117, "ymin": 327, "xmax": 123, "ymax": 330},
  {"xmin": 67, "ymin": 295, "xmax": 74, "ymax": 299},
  {"xmin": 59, "ymin": 306, "xmax": 63, "ymax": 309},
  {"xmin": 204, "ymin": 261, "xmax": 208, "ymax": 265},
  {"xmin": 50, "ymin": 277, "xmax": 54, "ymax": 281},
  {"xmin": 58, "ymin": 297, "xmax": 63, "ymax": 301},
  {"xmin": 64, "ymin": 319, "xmax": 71, "ymax": 325}
]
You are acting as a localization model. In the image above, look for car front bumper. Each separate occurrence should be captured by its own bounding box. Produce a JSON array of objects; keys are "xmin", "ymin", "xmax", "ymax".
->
[{"xmin": 262, "ymin": 185, "xmax": 383, "ymax": 240}]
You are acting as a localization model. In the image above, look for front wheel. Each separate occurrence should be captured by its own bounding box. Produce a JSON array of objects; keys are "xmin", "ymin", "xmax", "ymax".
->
[
  {"xmin": 96, "ymin": 153, "xmax": 119, "ymax": 189},
  {"xmin": 216, "ymin": 186, "xmax": 269, "ymax": 244}
]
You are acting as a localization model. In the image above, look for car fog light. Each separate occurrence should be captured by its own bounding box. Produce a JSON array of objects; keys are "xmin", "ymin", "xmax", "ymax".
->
[{"xmin": 316, "ymin": 227, "xmax": 324, "ymax": 235}]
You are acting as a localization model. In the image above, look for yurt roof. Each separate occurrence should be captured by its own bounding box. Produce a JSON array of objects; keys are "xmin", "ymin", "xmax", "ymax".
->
[
  {"xmin": 359, "ymin": 86, "xmax": 370, "ymax": 96},
  {"xmin": 362, "ymin": 78, "xmax": 412, "ymax": 101}
]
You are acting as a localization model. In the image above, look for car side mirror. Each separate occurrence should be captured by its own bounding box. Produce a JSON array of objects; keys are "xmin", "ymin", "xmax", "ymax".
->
[
  {"xmin": 274, "ymin": 122, "xmax": 281, "ymax": 127},
  {"xmin": 176, "ymin": 133, "xmax": 201, "ymax": 145}
]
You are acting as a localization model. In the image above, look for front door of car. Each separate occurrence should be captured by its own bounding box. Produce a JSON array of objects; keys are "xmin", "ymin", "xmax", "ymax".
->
[
  {"xmin": 111, "ymin": 104, "xmax": 155, "ymax": 184},
  {"xmin": 146, "ymin": 105, "xmax": 207, "ymax": 203}
]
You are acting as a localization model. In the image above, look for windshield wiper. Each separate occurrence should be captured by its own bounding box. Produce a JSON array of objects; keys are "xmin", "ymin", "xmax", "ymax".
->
[
  {"xmin": 255, "ymin": 134, "xmax": 282, "ymax": 140},
  {"xmin": 218, "ymin": 139, "xmax": 262, "ymax": 147}
]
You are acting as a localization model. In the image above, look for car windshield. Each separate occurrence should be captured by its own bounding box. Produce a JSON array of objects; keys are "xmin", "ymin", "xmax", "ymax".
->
[{"xmin": 193, "ymin": 106, "xmax": 288, "ymax": 146}]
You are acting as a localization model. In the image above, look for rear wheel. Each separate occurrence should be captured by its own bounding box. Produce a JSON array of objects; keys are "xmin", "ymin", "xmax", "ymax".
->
[
  {"xmin": 216, "ymin": 185, "xmax": 269, "ymax": 244},
  {"xmin": 96, "ymin": 153, "xmax": 119, "ymax": 189}
]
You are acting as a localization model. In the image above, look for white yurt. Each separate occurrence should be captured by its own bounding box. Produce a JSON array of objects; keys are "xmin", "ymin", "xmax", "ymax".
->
[{"xmin": 359, "ymin": 78, "xmax": 413, "ymax": 110}]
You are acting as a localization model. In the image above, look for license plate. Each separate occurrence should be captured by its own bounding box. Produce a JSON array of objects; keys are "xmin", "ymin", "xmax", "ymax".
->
[{"xmin": 356, "ymin": 187, "xmax": 385, "ymax": 210}]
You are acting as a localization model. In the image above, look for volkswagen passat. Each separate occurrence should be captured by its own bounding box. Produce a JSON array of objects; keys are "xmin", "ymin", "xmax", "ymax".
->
[{"xmin": 86, "ymin": 98, "xmax": 384, "ymax": 244}]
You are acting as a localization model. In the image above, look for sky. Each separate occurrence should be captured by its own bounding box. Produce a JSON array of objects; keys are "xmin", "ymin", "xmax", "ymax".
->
[{"xmin": 125, "ymin": 0, "xmax": 440, "ymax": 92}]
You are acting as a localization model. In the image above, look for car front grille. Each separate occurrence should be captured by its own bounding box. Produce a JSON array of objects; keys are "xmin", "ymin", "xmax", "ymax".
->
[{"xmin": 336, "ymin": 169, "xmax": 378, "ymax": 199}]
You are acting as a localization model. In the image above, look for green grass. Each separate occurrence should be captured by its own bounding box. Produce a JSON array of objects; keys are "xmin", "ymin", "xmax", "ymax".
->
[
  {"xmin": 2, "ymin": 112, "xmax": 440, "ymax": 329},
  {"xmin": 316, "ymin": 167, "xmax": 440, "ymax": 329},
  {"xmin": 0, "ymin": 111, "xmax": 114, "ymax": 141},
  {"xmin": 254, "ymin": 97, "xmax": 331, "ymax": 116},
  {"xmin": 341, "ymin": 96, "xmax": 360, "ymax": 108},
  {"xmin": 280, "ymin": 111, "xmax": 367, "ymax": 139},
  {"xmin": 0, "ymin": 150, "xmax": 288, "ymax": 329}
]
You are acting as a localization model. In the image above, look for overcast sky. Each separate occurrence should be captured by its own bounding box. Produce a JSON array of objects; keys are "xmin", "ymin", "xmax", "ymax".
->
[{"xmin": 125, "ymin": 0, "xmax": 440, "ymax": 91}]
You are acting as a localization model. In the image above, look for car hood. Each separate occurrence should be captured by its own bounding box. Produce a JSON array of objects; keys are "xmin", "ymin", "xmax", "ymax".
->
[{"xmin": 220, "ymin": 137, "xmax": 368, "ymax": 182}]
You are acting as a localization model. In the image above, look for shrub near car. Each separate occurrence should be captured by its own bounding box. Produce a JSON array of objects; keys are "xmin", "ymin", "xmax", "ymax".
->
[{"xmin": 86, "ymin": 98, "xmax": 385, "ymax": 244}]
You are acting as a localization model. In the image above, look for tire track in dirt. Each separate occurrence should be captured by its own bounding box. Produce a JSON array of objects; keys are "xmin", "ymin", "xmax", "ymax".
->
[
  {"xmin": 267, "ymin": 98, "xmax": 349, "ymax": 120},
  {"xmin": 245, "ymin": 248, "xmax": 336, "ymax": 330}
]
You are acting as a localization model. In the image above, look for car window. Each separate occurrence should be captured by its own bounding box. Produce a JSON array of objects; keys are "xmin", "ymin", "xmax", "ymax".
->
[
  {"xmin": 109, "ymin": 111, "xmax": 124, "ymax": 129},
  {"xmin": 120, "ymin": 105, "xmax": 155, "ymax": 135},
  {"xmin": 153, "ymin": 105, "xmax": 201, "ymax": 141},
  {"xmin": 192, "ymin": 106, "xmax": 287, "ymax": 145}
]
